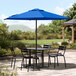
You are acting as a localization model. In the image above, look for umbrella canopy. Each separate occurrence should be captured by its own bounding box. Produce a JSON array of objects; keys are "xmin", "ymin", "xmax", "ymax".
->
[
  {"xmin": 5, "ymin": 8, "xmax": 70, "ymax": 57},
  {"xmin": 5, "ymin": 8, "xmax": 70, "ymax": 20}
]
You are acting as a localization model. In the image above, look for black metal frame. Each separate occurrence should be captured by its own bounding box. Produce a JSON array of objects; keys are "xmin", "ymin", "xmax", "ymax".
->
[
  {"xmin": 10, "ymin": 47, "xmax": 16, "ymax": 69},
  {"xmin": 20, "ymin": 48, "xmax": 33, "ymax": 71},
  {"xmin": 48, "ymin": 46, "xmax": 66, "ymax": 68},
  {"xmin": 57, "ymin": 46, "xmax": 66, "ymax": 68},
  {"xmin": 20, "ymin": 48, "xmax": 40, "ymax": 72}
]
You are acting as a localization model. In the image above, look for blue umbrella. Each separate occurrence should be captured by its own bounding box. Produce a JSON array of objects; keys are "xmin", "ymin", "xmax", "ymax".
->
[{"xmin": 5, "ymin": 8, "xmax": 70, "ymax": 57}]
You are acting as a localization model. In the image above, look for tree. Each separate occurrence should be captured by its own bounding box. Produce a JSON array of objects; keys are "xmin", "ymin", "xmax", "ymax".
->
[
  {"xmin": 0, "ymin": 23, "xmax": 9, "ymax": 37},
  {"xmin": 37, "ymin": 24, "xmax": 50, "ymax": 35},
  {"xmin": 63, "ymin": 3, "xmax": 76, "ymax": 19},
  {"xmin": 11, "ymin": 30, "xmax": 23, "ymax": 35},
  {"xmin": 63, "ymin": 3, "xmax": 76, "ymax": 39},
  {"xmin": 49, "ymin": 20, "xmax": 65, "ymax": 34}
]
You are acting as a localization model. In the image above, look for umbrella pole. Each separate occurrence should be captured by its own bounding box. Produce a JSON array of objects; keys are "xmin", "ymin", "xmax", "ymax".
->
[
  {"xmin": 35, "ymin": 19, "xmax": 37, "ymax": 57},
  {"xmin": 35, "ymin": 19, "xmax": 37, "ymax": 67}
]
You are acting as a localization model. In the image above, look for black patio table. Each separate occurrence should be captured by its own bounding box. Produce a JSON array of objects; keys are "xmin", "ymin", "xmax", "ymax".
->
[{"xmin": 21, "ymin": 47, "xmax": 53, "ymax": 67}]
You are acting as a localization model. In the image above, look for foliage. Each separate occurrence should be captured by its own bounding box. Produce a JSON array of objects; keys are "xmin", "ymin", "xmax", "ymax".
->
[
  {"xmin": 0, "ymin": 48, "xmax": 7, "ymax": 57},
  {"xmin": 66, "ymin": 44, "xmax": 71, "ymax": 49},
  {"xmin": 10, "ymin": 32, "xmax": 21, "ymax": 40},
  {"xmin": 0, "ymin": 65, "xmax": 17, "ymax": 76},
  {"xmin": 51, "ymin": 42, "xmax": 59, "ymax": 49},
  {"xmin": 49, "ymin": 20, "xmax": 65, "ymax": 34},
  {"xmin": 14, "ymin": 48, "xmax": 21, "ymax": 55},
  {"xmin": 63, "ymin": 3, "xmax": 76, "ymax": 19},
  {"xmin": 11, "ymin": 30, "xmax": 23, "ymax": 35},
  {"xmin": 70, "ymin": 43, "xmax": 76, "ymax": 49},
  {"xmin": 46, "ymin": 34, "xmax": 62, "ymax": 39},
  {"xmin": 61, "ymin": 42, "xmax": 68, "ymax": 46},
  {"xmin": 62, "ymin": 3, "xmax": 76, "ymax": 40},
  {"xmin": 22, "ymin": 31, "xmax": 35, "ymax": 40},
  {"xmin": 37, "ymin": 24, "xmax": 47, "ymax": 34},
  {"xmin": 0, "ymin": 23, "xmax": 9, "ymax": 39},
  {"xmin": 13, "ymin": 41, "xmax": 26, "ymax": 48},
  {"xmin": 0, "ymin": 37, "xmax": 11, "ymax": 49}
]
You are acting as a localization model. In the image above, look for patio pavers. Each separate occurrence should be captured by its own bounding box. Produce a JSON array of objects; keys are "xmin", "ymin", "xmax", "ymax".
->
[{"xmin": 0, "ymin": 50, "xmax": 76, "ymax": 76}]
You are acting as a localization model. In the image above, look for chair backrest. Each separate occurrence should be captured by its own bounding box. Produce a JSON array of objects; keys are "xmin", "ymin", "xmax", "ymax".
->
[
  {"xmin": 43, "ymin": 44, "xmax": 51, "ymax": 54},
  {"xmin": 10, "ymin": 47, "xmax": 15, "ymax": 56},
  {"xmin": 43, "ymin": 44, "xmax": 51, "ymax": 48},
  {"xmin": 20, "ymin": 48, "xmax": 29, "ymax": 57},
  {"xmin": 58, "ymin": 46, "xmax": 66, "ymax": 55}
]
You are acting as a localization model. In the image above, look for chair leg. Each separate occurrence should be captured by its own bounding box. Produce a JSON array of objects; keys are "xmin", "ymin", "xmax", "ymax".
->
[
  {"xmin": 33, "ymin": 59, "xmax": 35, "ymax": 71},
  {"xmin": 63, "ymin": 56, "xmax": 66, "ymax": 68},
  {"xmin": 13, "ymin": 58, "xmax": 16, "ymax": 69},
  {"xmin": 57, "ymin": 56, "xmax": 59, "ymax": 66},
  {"xmin": 33, "ymin": 58, "xmax": 40, "ymax": 71},
  {"xmin": 48, "ymin": 56, "xmax": 51, "ymax": 67},
  {"xmin": 54, "ymin": 57, "xmax": 56, "ymax": 68},
  {"xmin": 26, "ymin": 59, "xmax": 27, "ymax": 67},
  {"xmin": 38, "ymin": 59, "xmax": 40, "ymax": 70},
  {"xmin": 27, "ymin": 59, "xmax": 29, "ymax": 72},
  {"xmin": 11, "ymin": 57, "xmax": 13, "ymax": 67},
  {"xmin": 50, "ymin": 57, "xmax": 51, "ymax": 65},
  {"xmin": 21, "ymin": 58, "xmax": 24, "ymax": 70}
]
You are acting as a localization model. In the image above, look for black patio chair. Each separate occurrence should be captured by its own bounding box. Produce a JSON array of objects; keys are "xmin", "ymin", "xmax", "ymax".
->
[
  {"xmin": 32, "ymin": 54, "xmax": 40, "ymax": 71},
  {"xmin": 43, "ymin": 44, "xmax": 51, "ymax": 53},
  {"xmin": 20, "ymin": 48, "xmax": 40, "ymax": 72},
  {"xmin": 10, "ymin": 47, "xmax": 16, "ymax": 69},
  {"xmin": 48, "ymin": 46, "xmax": 66, "ymax": 68},
  {"xmin": 43, "ymin": 44, "xmax": 51, "ymax": 66},
  {"xmin": 20, "ymin": 48, "xmax": 33, "ymax": 71}
]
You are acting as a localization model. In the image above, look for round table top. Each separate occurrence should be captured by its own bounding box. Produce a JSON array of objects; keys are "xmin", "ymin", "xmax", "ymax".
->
[{"xmin": 20, "ymin": 47, "xmax": 53, "ymax": 50}]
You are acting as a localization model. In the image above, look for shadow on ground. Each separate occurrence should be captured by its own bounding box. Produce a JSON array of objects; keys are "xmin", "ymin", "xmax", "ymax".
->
[
  {"xmin": 38, "ymin": 62, "xmax": 76, "ymax": 70},
  {"xmin": 17, "ymin": 62, "xmax": 76, "ymax": 71},
  {"xmin": 0, "ymin": 59, "xmax": 76, "ymax": 71}
]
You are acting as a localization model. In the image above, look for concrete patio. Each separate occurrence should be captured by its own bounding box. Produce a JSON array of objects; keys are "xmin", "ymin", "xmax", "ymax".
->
[{"xmin": 0, "ymin": 50, "xmax": 76, "ymax": 76}]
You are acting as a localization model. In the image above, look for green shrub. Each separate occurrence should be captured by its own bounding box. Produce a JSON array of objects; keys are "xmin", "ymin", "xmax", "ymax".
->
[
  {"xmin": 0, "ymin": 48, "xmax": 7, "ymax": 57},
  {"xmin": 51, "ymin": 42, "xmax": 59, "ymax": 49},
  {"xmin": 5, "ymin": 48, "xmax": 21, "ymax": 56},
  {"xmin": 70, "ymin": 43, "xmax": 76, "ymax": 49},
  {"xmin": 61, "ymin": 42, "xmax": 68, "ymax": 46},
  {"xmin": 14, "ymin": 48, "xmax": 21, "ymax": 55},
  {"xmin": 13, "ymin": 42, "xmax": 26, "ymax": 48},
  {"xmin": 0, "ymin": 38, "xmax": 11, "ymax": 49},
  {"xmin": 67, "ymin": 44, "xmax": 71, "ymax": 49},
  {"xmin": 46, "ymin": 34, "xmax": 56, "ymax": 39},
  {"xmin": 10, "ymin": 33, "xmax": 21, "ymax": 40},
  {"xmin": 56, "ymin": 34, "xmax": 62, "ymax": 39}
]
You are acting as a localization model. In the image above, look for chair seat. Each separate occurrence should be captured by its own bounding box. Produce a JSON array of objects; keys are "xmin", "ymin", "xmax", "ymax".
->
[
  {"xmin": 57, "ymin": 53, "xmax": 63, "ymax": 56},
  {"xmin": 33, "ymin": 56, "xmax": 39, "ymax": 59},
  {"xmin": 49, "ymin": 54, "xmax": 57, "ymax": 57},
  {"xmin": 23, "ymin": 55, "xmax": 33, "ymax": 58}
]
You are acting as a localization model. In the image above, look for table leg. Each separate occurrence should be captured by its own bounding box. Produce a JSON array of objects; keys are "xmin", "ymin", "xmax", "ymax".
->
[
  {"xmin": 41, "ymin": 50, "xmax": 44, "ymax": 67},
  {"xmin": 29, "ymin": 50, "xmax": 31, "ymax": 66}
]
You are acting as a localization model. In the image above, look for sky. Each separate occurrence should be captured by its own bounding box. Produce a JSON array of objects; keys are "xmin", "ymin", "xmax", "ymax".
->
[{"xmin": 0, "ymin": 0, "xmax": 76, "ymax": 29}]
